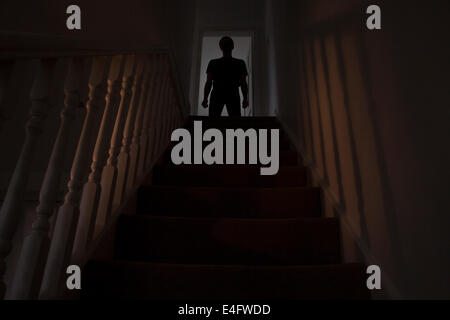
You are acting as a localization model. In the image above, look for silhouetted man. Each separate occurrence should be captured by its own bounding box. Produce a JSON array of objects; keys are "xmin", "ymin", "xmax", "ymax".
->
[{"xmin": 202, "ymin": 36, "xmax": 249, "ymax": 117}]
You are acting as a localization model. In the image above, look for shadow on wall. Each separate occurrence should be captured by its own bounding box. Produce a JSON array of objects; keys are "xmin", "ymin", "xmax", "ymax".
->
[
  {"xmin": 297, "ymin": 20, "xmax": 404, "ymax": 298},
  {"xmin": 292, "ymin": 0, "xmax": 450, "ymax": 300}
]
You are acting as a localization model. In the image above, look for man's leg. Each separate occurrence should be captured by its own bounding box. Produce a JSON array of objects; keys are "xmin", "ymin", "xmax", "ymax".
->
[
  {"xmin": 225, "ymin": 98, "xmax": 242, "ymax": 117},
  {"xmin": 209, "ymin": 99, "xmax": 225, "ymax": 117}
]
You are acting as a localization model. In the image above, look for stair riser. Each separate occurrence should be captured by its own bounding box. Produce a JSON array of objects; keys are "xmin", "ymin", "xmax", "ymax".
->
[
  {"xmin": 167, "ymin": 137, "xmax": 292, "ymax": 151},
  {"xmin": 151, "ymin": 166, "xmax": 308, "ymax": 187},
  {"xmin": 187, "ymin": 117, "xmax": 283, "ymax": 129},
  {"xmin": 82, "ymin": 262, "xmax": 370, "ymax": 300},
  {"xmin": 137, "ymin": 187, "xmax": 321, "ymax": 219},
  {"xmin": 115, "ymin": 216, "xmax": 340, "ymax": 265},
  {"xmin": 161, "ymin": 150, "xmax": 299, "ymax": 167},
  {"xmin": 82, "ymin": 116, "xmax": 367, "ymax": 300}
]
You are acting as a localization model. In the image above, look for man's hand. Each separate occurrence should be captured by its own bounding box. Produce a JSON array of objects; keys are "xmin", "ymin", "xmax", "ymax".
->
[
  {"xmin": 202, "ymin": 99, "xmax": 209, "ymax": 109},
  {"xmin": 242, "ymin": 98, "xmax": 249, "ymax": 109}
]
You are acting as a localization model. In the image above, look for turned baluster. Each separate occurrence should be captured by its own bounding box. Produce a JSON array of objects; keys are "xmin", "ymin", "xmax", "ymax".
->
[
  {"xmin": 6, "ymin": 58, "xmax": 84, "ymax": 300},
  {"xmin": 137, "ymin": 54, "xmax": 160, "ymax": 177},
  {"xmin": 113, "ymin": 57, "xmax": 145, "ymax": 208},
  {"xmin": 94, "ymin": 55, "xmax": 136, "ymax": 238},
  {"xmin": 72, "ymin": 56, "xmax": 125, "ymax": 260},
  {"xmin": 126, "ymin": 57, "xmax": 153, "ymax": 192},
  {"xmin": 39, "ymin": 56, "xmax": 110, "ymax": 299},
  {"xmin": 0, "ymin": 59, "xmax": 56, "ymax": 298}
]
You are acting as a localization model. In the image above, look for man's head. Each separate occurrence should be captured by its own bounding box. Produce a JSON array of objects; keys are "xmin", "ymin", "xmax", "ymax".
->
[{"xmin": 219, "ymin": 36, "xmax": 234, "ymax": 55}]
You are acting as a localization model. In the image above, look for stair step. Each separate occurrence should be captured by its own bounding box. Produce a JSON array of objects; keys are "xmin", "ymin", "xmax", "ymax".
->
[
  {"xmin": 81, "ymin": 115, "xmax": 366, "ymax": 300},
  {"xmin": 187, "ymin": 116, "xmax": 282, "ymax": 129},
  {"xmin": 166, "ymin": 135, "xmax": 292, "ymax": 151},
  {"xmin": 137, "ymin": 186, "xmax": 321, "ymax": 219},
  {"xmin": 151, "ymin": 165, "xmax": 308, "ymax": 187},
  {"xmin": 161, "ymin": 150, "xmax": 300, "ymax": 166},
  {"xmin": 115, "ymin": 215, "xmax": 340, "ymax": 265},
  {"xmin": 82, "ymin": 261, "xmax": 370, "ymax": 300},
  {"xmin": 181, "ymin": 124, "xmax": 291, "ymax": 148},
  {"xmin": 182, "ymin": 121, "xmax": 289, "ymax": 134}
]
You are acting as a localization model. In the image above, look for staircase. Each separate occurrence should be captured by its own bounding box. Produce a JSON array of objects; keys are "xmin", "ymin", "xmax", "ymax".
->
[{"xmin": 82, "ymin": 116, "xmax": 369, "ymax": 300}]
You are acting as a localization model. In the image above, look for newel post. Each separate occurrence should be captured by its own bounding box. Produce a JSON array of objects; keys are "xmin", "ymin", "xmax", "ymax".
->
[
  {"xmin": 39, "ymin": 56, "xmax": 110, "ymax": 299},
  {"xmin": 72, "ymin": 56, "xmax": 125, "ymax": 260},
  {"xmin": 0, "ymin": 59, "xmax": 56, "ymax": 298}
]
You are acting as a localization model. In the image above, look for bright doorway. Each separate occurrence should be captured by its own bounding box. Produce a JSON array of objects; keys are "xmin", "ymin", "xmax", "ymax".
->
[{"xmin": 197, "ymin": 34, "xmax": 253, "ymax": 116}]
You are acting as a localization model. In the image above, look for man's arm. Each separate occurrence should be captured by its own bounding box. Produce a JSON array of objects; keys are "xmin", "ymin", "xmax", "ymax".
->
[
  {"xmin": 202, "ymin": 73, "xmax": 213, "ymax": 108},
  {"xmin": 240, "ymin": 75, "xmax": 249, "ymax": 109}
]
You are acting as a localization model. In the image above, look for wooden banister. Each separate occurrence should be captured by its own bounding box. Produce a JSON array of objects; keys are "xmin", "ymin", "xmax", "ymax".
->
[{"xmin": 0, "ymin": 46, "xmax": 186, "ymax": 299}]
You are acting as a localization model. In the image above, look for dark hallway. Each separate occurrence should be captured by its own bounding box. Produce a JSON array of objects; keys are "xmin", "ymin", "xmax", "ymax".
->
[{"xmin": 0, "ymin": 0, "xmax": 450, "ymax": 304}]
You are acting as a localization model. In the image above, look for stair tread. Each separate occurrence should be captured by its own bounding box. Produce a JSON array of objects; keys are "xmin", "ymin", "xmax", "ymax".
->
[
  {"xmin": 187, "ymin": 116, "xmax": 283, "ymax": 127},
  {"xmin": 82, "ymin": 116, "xmax": 367, "ymax": 300},
  {"xmin": 137, "ymin": 186, "xmax": 321, "ymax": 218},
  {"xmin": 166, "ymin": 137, "xmax": 293, "ymax": 151},
  {"xmin": 82, "ymin": 260, "xmax": 370, "ymax": 300},
  {"xmin": 115, "ymin": 214, "xmax": 340, "ymax": 265},
  {"xmin": 151, "ymin": 165, "xmax": 308, "ymax": 187},
  {"xmin": 161, "ymin": 149, "xmax": 300, "ymax": 166},
  {"xmin": 189, "ymin": 116, "xmax": 280, "ymax": 120}
]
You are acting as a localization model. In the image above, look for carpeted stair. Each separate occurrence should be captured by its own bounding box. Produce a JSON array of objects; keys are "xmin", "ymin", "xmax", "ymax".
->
[{"xmin": 82, "ymin": 116, "xmax": 370, "ymax": 300}]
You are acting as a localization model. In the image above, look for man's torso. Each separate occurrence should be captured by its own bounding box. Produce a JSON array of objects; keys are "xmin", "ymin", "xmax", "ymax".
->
[{"xmin": 207, "ymin": 57, "xmax": 247, "ymax": 102}]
